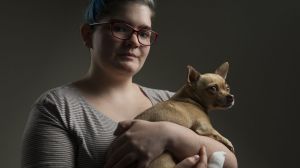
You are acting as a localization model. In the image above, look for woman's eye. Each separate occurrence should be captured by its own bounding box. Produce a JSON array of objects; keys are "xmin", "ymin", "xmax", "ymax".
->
[
  {"xmin": 139, "ymin": 30, "xmax": 151, "ymax": 38},
  {"xmin": 113, "ymin": 25, "xmax": 129, "ymax": 32}
]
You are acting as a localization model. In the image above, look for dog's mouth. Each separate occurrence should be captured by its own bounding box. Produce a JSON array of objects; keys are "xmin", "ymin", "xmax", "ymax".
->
[
  {"xmin": 224, "ymin": 100, "xmax": 235, "ymax": 109},
  {"xmin": 214, "ymin": 96, "xmax": 235, "ymax": 109},
  {"xmin": 224, "ymin": 94, "xmax": 235, "ymax": 108}
]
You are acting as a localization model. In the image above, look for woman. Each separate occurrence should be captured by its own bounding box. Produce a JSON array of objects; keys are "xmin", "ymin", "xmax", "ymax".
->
[{"xmin": 22, "ymin": 0, "xmax": 237, "ymax": 167}]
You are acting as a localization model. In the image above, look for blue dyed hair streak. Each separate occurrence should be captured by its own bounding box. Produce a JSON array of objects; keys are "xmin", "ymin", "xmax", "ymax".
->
[
  {"xmin": 84, "ymin": 0, "xmax": 155, "ymax": 24},
  {"xmin": 84, "ymin": 0, "xmax": 105, "ymax": 24}
]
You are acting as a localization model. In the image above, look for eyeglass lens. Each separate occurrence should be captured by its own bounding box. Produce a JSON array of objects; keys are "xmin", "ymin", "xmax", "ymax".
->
[{"xmin": 111, "ymin": 23, "xmax": 156, "ymax": 45}]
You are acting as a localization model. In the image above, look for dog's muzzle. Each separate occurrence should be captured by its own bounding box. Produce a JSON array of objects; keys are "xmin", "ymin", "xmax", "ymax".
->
[{"xmin": 225, "ymin": 94, "xmax": 235, "ymax": 108}]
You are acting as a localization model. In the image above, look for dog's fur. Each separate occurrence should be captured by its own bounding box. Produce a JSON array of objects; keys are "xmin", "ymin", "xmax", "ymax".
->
[{"xmin": 135, "ymin": 62, "xmax": 235, "ymax": 168}]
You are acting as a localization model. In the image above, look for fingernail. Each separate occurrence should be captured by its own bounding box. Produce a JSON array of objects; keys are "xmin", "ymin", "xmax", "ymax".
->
[{"xmin": 194, "ymin": 154, "xmax": 200, "ymax": 160}]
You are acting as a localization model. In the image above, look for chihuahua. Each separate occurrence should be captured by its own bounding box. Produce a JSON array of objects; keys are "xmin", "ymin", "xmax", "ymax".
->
[{"xmin": 135, "ymin": 62, "xmax": 235, "ymax": 168}]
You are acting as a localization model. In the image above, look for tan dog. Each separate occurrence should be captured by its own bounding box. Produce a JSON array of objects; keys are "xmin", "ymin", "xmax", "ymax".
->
[{"xmin": 135, "ymin": 62, "xmax": 235, "ymax": 168}]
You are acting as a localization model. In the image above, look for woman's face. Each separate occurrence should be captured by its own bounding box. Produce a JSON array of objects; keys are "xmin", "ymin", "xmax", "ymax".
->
[{"xmin": 89, "ymin": 2, "xmax": 153, "ymax": 77}]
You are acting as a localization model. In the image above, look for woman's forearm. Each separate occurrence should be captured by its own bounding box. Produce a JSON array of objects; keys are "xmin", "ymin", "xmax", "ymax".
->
[{"xmin": 164, "ymin": 122, "xmax": 238, "ymax": 168}]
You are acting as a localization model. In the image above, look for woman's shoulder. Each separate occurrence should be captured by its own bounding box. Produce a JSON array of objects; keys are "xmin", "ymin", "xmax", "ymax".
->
[
  {"xmin": 33, "ymin": 84, "xmax": 79, "ymax": 107},
  {"xmin": 139, "ymin": 85, "xmax": 175, "ymax": 104},
  {"xmin": 30, "ymin": 84, "xmax": 87, "ymax": 123}
]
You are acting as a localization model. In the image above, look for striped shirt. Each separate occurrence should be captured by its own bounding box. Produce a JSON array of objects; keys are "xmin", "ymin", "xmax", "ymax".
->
[{"xmin": 22, "ymin": 84, "xmax": 174, "ymax": 168}]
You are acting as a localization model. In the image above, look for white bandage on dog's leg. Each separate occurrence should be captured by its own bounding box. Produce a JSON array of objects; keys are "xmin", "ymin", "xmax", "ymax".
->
[{"xmin": 208, "ymin": 151, "xmax": 226, "ymax": 168}]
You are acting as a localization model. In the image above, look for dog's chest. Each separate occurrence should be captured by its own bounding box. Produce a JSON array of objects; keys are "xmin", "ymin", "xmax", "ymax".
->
[{"xmin": 136, "ymin": 100, "xmax": 210, "ymax": 128}]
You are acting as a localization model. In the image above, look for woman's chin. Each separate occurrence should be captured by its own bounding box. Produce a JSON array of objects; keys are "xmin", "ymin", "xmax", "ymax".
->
[{"xmin": 115, "ymin": 62, "xmax": 142, "ymax": 76}]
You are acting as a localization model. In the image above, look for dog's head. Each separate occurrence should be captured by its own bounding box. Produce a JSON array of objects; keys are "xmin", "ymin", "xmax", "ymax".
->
[{"xmin": 186, "ymin": 62, "xmax": 234, "ymax": 111}]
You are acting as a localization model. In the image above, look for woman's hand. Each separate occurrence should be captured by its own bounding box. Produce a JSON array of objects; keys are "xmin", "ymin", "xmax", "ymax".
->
[
  {"xmin": 104, "ymin": 120, "xmax": 171, "ymax": 168},
  {"xmin": 175, "ymin": 146, "xmax": 208, "ymax": 168}
]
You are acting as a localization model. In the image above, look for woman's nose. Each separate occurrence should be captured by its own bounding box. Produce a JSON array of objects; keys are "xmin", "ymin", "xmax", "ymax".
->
[{"xmin": 125, "ymin": 32, "xmax": 140, "ymax": 48}]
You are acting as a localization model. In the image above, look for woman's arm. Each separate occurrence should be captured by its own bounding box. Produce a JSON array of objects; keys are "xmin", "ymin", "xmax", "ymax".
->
[
  {"xmin": 105, "ymin": 120, "xmax": 237, "ymax": 168},
  {"xmin": 22, "ymin": 99, "xmax": 75, "ymax": 168},
  {"xmin": 165, "ymin": 122, "xmax": 237, "ymax": 168}
]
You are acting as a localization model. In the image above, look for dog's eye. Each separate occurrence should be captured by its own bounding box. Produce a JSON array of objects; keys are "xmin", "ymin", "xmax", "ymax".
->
[{"xmin": 209, "ymin": 86, "xmax": 218, "ymax": 93}]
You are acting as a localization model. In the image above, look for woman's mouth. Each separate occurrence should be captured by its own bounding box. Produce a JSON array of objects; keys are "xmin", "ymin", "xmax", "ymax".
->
[{"xmin": 118, "ymin": 53, "xmax": 138, "ymax": 60}]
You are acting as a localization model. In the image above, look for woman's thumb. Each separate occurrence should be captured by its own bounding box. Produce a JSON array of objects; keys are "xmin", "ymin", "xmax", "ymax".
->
[{"xmin": 114, "ymin": 120, "xmax": 134, "ymax": 135}]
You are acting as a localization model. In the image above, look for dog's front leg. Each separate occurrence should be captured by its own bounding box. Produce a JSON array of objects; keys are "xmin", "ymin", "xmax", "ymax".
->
[
  {"xmin": 192, "ymin": 120, "xmax": 215, "ymax": 136},
  {"xmin": 210, "ymin": 130, "xmax": 235, "ymax": 153}
]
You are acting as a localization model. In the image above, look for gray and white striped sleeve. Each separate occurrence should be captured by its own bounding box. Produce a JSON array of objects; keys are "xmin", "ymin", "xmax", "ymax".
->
[{"xmin": 22, "ymin": 94, "xmax": 75, "ymax": 168}]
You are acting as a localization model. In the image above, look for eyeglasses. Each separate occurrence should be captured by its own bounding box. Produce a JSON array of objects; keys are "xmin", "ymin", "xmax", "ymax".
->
[{"xmin": 89, "ymin": 22, "xmax": 158, "ymax": 46}]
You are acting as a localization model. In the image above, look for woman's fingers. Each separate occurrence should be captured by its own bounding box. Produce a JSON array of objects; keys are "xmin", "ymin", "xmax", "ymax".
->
[
  {"xmin": 175, "ymin": 146, "xmax": 208, "ymax": 168},
  {"xmin": 195, "ymin": 146, "xmax": 208, "ymax": 168},
  {"xmin": 104, "ymin": 142, "xmax": 133, "ymax": 168},
  {"xmin": 175, "ymin": 155, "xmax": 201, "ymax": 168},
  {"xmin": 136, "ymin": 160, "xmax": 150, "ymax": 168},
  {"xmin": 110, "ymin": 152, "xmax": 137, "ymax": 168},
  {"xmin": 108, "ymin": 131, "xmax": 129, "ymax": 154}
]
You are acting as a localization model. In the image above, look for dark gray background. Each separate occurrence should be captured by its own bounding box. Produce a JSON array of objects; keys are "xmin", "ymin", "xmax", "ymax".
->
[{"xmin": 1, "ymin": 0, "xmax": 299, "ymax": 167}]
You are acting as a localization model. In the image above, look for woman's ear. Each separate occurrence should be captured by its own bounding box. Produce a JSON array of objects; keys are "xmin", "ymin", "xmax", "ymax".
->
[{"xmin": 80, "ymin": 24, "xmax": 93, "ymax": 48}]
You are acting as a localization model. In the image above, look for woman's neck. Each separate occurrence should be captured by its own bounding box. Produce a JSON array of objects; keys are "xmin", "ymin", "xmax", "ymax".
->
[{"xmin": 75, "ymin": 65, "xmax": 136, "ymax": 96}]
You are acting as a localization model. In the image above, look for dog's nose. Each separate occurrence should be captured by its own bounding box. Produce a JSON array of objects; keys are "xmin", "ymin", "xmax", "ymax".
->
[{"xmin": 226, "ymin": 95, "xmax": 234, "ymax": 103}]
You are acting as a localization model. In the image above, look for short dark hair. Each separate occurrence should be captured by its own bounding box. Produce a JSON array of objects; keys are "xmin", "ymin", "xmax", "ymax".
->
[{"xmin": 84, "ymin": 0, "xmax": 155, "ymax": 24}]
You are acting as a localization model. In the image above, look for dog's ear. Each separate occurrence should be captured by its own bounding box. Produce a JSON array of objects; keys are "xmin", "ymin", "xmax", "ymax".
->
[
  {"xmin": 187, "ymin": 65, "xmax": 201, "ymax": 85},
  {"xmin": 215, "ymin": 62, "xmax": 229, "ymax": 79}
]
